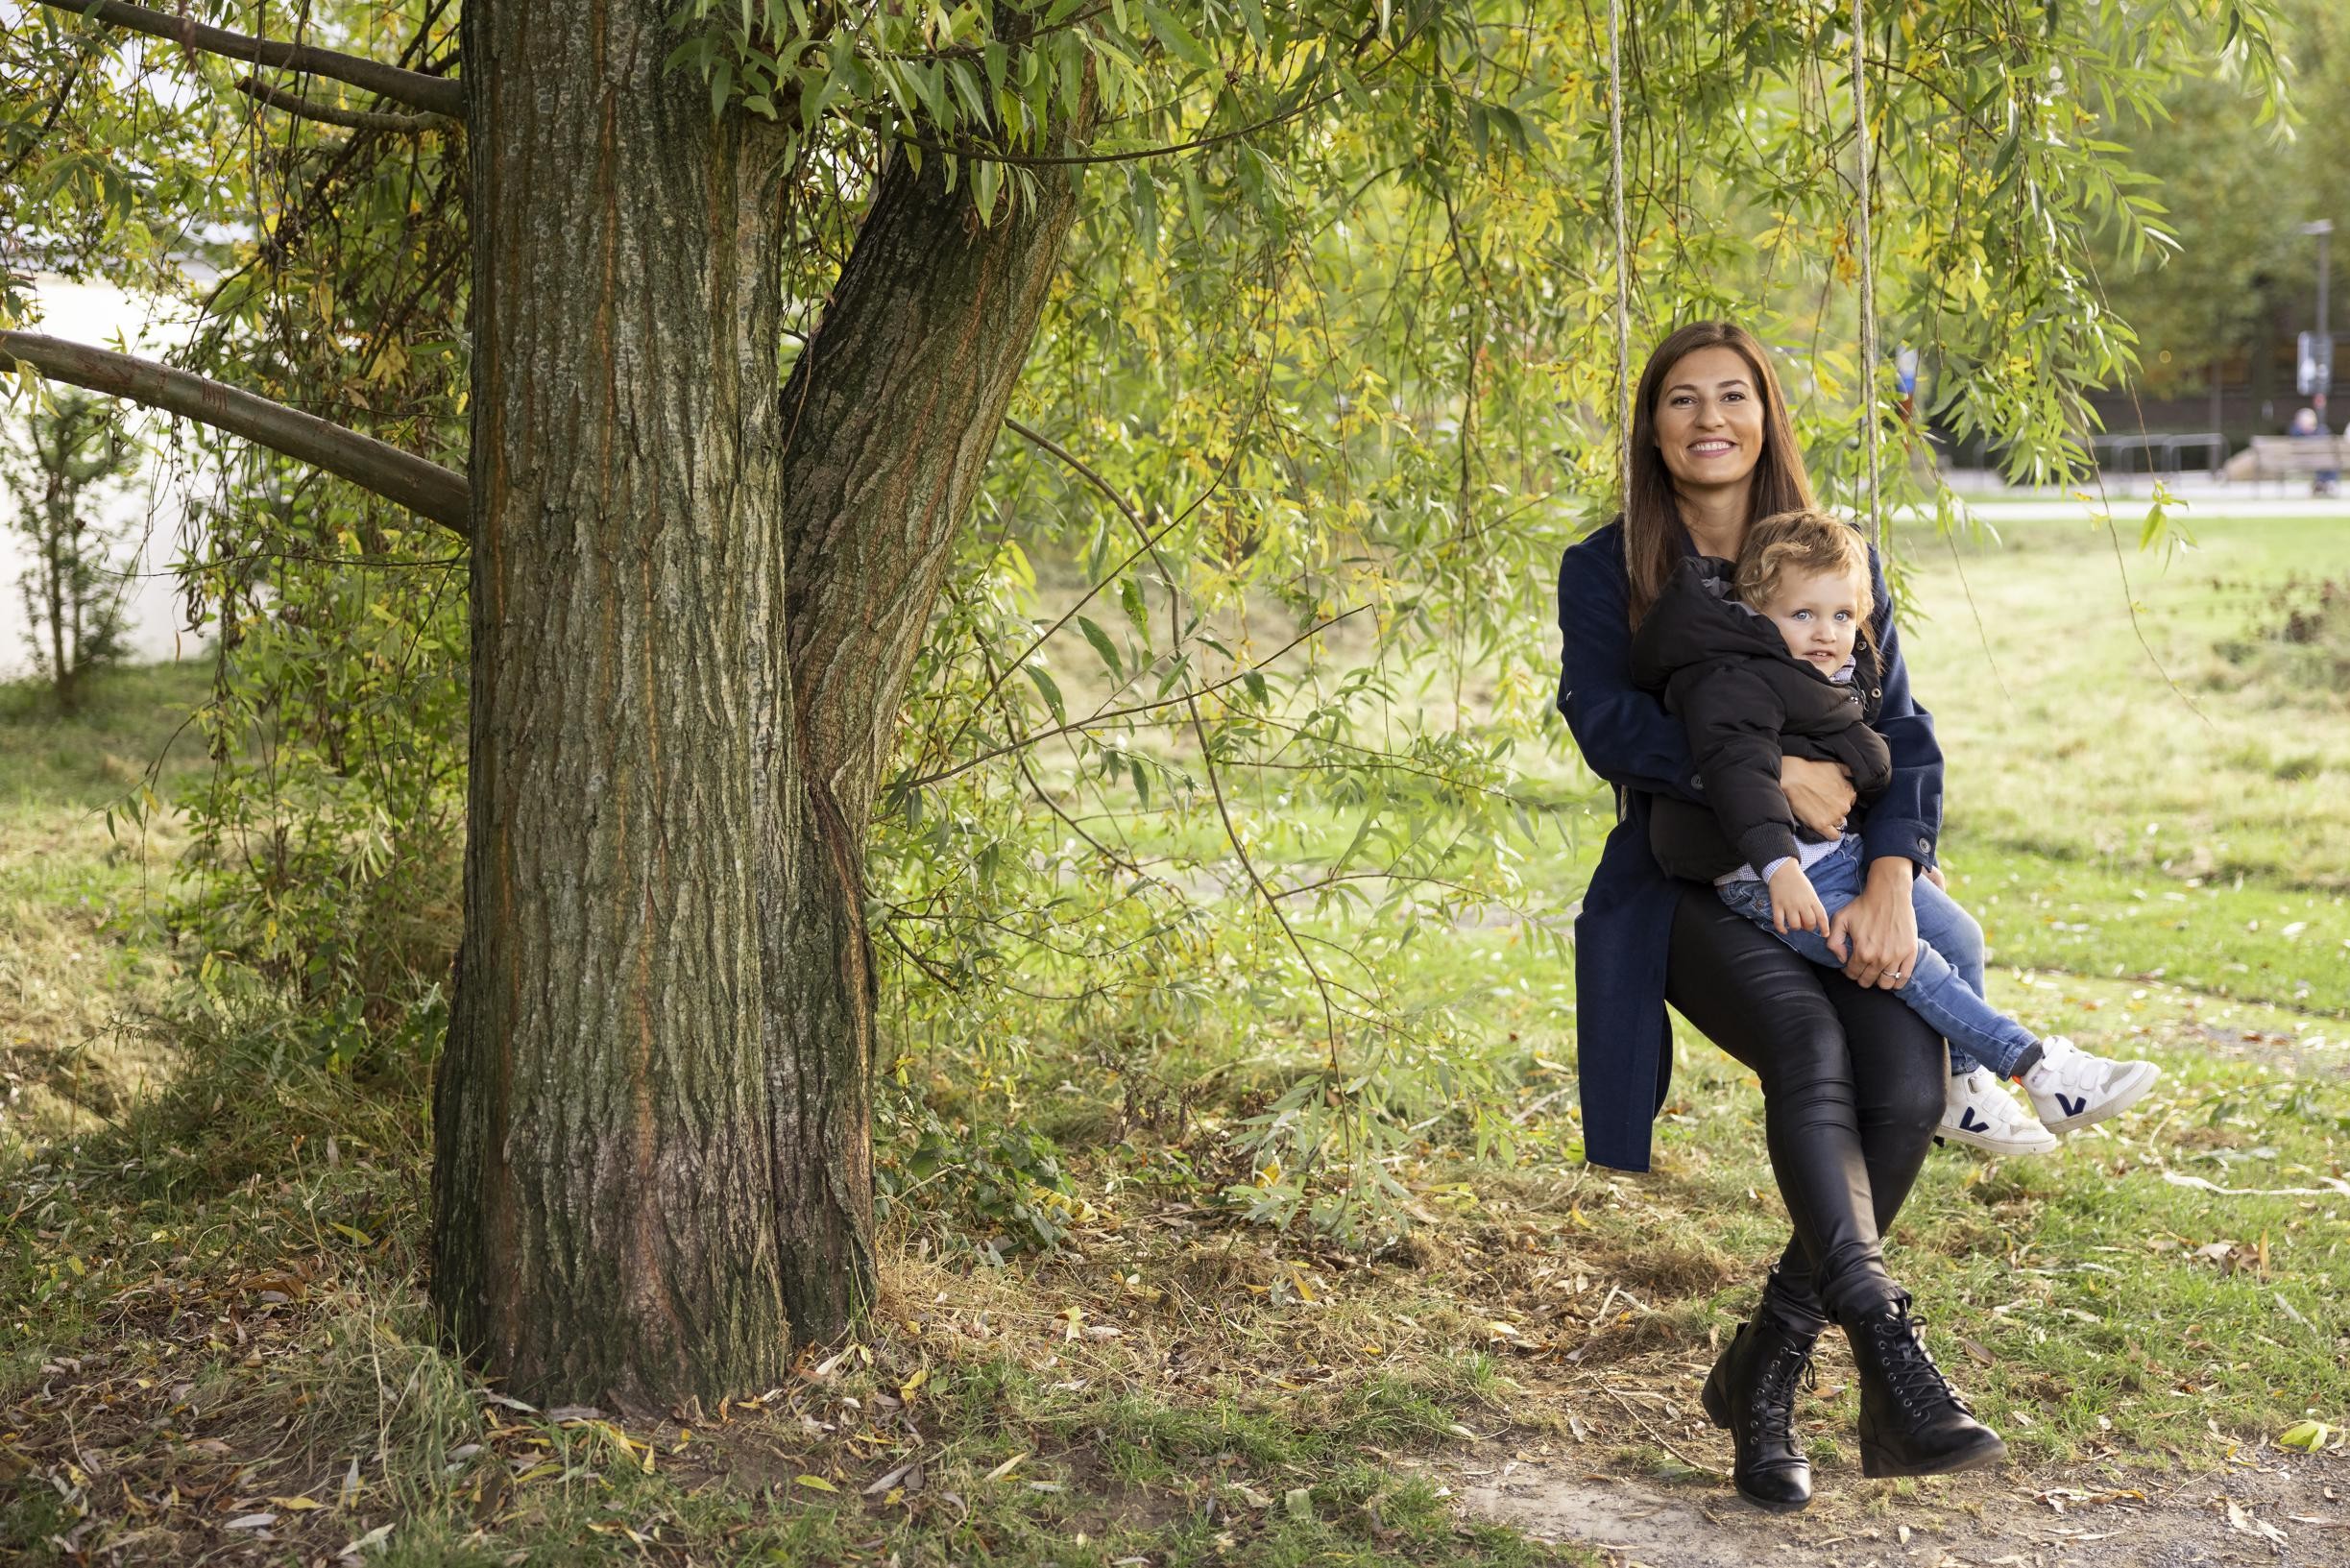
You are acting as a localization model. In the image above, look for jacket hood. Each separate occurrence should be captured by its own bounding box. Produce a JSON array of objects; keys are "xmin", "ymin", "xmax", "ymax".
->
[{"xmin": 1632, "ymin": 556, "xmax": 1816, "ymax": 687}]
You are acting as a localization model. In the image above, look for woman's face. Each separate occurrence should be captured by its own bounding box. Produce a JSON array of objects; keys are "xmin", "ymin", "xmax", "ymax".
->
[{"xmin": 1652, "ymin": 345, "xmax": 1767, "ymax": 494}]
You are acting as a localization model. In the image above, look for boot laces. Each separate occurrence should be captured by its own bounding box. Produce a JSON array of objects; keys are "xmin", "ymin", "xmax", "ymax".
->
[
  {"xmin": 1748, "ymin": 1339, "xmax": 1818, "ymax": 1444},
  {"xmin": 1873, "ymin": 1310, "xmax": 1972, "ymax": 1416}
]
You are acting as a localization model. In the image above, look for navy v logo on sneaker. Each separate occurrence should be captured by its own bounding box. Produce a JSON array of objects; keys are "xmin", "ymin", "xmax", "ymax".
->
[
  {"xmin": 2057, "ymin": 1093, "xmax": 2086, "ymax": 1119},
  {"xmin": 1959, "ymin": 1108, "xmax": 1988, "ymax": 1133}
]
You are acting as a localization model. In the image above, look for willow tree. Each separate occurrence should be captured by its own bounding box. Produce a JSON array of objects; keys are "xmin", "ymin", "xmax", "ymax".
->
[{"xmin": 0, "ymin": 0, "xmax": 2283, "ymax": 1407}]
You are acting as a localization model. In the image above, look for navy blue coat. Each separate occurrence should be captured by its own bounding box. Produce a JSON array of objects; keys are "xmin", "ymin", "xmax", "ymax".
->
[{"xmin": 1553, "ymin": 519, "xmax": 1945, "ymax": 1172}]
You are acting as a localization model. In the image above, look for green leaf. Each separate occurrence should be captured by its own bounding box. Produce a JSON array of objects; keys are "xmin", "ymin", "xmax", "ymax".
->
[
  {"xmin": 1144, "ymin": 3, "xmax": 1219, "ymax": 73},
  {"xmin": 1076, "ymin": 615, "xmax": 1123, "ymax": 681},
  {"xmin": 974, "ymin": 156, "xmax": 1000, "ymax": 225},
  {"xmin": 1024, "ymin": 663, "xmax": 1066, "ymax": 724},
  {"xmin": 1332, "ymin": 787, "xmax": 1386, "ymax": 874}
]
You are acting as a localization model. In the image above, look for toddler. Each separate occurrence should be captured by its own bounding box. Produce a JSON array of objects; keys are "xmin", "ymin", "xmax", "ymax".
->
[{"xmin": 1631, "ymin": 509, "xmax": 2158, "ymax": 1153}]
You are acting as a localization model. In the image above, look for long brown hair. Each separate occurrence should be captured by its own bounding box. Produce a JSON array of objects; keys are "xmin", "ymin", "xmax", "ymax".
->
[{"xmin": 1621, "ymin": 320, "xmax": 1816, "ymax": 628}]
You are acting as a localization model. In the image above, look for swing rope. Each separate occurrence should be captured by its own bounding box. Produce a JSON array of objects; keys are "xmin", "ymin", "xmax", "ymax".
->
[
  {"xmin": 1851, "ymin": 0, "xmax": 1881, "ymax": 545},
  {"xmin": 1605, "ymin": 2, "xmax": 1879, "ymax": 542},
  {"xmin": 1606, "ymin": 0, "xmax": 1632, "ymax": 511}
]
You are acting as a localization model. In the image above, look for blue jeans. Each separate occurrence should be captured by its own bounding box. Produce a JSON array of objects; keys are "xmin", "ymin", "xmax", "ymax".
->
[{"xmin": 1716, "ymin": 836, "xmax": 2034, "ymax": 1079}]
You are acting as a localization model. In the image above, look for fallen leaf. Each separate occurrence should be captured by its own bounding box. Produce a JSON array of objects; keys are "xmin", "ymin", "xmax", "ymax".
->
[
  {"xmin": 339, "ymin": 1521, "xmax": 394, "ymax": 1558},
  {"xmin": 2223, "ymin": 1496, "xmax": 2289, "ymax": 1547},
  {"xmin": 2281, "ymin": 1421, "xmax": 2332, "ymax": 1453}
]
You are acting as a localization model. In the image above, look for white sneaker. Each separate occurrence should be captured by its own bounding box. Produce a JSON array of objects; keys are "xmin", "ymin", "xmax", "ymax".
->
[
  {"xmin": 2021, "ymin": 1036, "xmax": 2160, "ymax": 1135},
  {"xmin": 1940, "ymin": 1067, "xmax": 2060, "ymax": 1156}
]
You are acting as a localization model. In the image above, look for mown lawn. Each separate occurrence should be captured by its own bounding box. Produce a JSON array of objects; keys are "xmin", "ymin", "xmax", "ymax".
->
[{"xmin": 2, "ymin": 514, "xmax": 2345, "ymax": 1564}]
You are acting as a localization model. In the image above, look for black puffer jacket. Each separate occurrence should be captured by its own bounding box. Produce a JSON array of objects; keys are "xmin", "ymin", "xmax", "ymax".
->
[{"xmin": 1630, "ymin": 556, "xmax": 1893, "ymax": 882}]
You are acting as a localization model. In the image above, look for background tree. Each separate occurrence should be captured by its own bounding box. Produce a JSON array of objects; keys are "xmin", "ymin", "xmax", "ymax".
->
[
  {"xmin": 0, "ymin": 0, "xmax": 2286, "ymax": 1410},
  {"xmin": 0, "ymin": 389, "xmax": 141, "ymax": 713},
  {"xmin": 2093, "ymin": 0, "xmax": 2350, "ymax": 413}
]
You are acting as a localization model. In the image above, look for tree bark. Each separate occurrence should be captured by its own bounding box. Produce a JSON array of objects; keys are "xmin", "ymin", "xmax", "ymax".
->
[
  {"xmin": 766, "ymin": 149, "xmax": 1084, "ymax": 1335},
  {"xmin": 430, "ymin": 2, "xmax": 1083, "ymax": 1406},
  {"xmin": 0, "ymin": 332, "xmax": 470, "ymax": 534},
  {"xmin": 31, "ymin": 0, "xmax": 464, "ymax": 119},
  {"xmin": 430, "ymin": 0, "xmax": 799, "ymax": 1407}
]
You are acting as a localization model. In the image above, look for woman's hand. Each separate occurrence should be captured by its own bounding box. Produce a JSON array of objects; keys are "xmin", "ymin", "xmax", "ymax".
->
[
  {"xmin": 1781, "ymin": 756, "xmax": 1856, "ymax": 839},
  {"xmin": 1828, "ymin": 856, "xmax": 1922, "ymax": 989}
]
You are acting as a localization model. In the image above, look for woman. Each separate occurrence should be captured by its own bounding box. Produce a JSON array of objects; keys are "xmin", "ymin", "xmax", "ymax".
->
[{"xmin": 1555, "ymin": 320, "xmax": 2004, "ymax": 1512}]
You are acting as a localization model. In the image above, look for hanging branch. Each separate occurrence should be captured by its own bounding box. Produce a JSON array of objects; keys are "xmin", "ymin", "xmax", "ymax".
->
[
  {"xmin": 0, "ymin": 332, "xmax": 471, "ymax": 535},
  {"xmin": 235, "ymin": 74, "xmax": 450, "ymax": 133},
  {"xmin": 34, "ymin": 0, "xmax": 464, "ymax": 120}
]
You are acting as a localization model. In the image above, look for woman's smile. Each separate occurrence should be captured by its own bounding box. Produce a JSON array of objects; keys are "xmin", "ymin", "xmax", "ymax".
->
[{"xmin": 1652, "ymin": 344, "xmax": 1767, "ymax": 500}]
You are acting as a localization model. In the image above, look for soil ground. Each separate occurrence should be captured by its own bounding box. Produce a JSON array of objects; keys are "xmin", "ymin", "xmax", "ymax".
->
[{"xmin": 1461, "ymin": 1451, "xmax": 2350, "ymax": 1567}]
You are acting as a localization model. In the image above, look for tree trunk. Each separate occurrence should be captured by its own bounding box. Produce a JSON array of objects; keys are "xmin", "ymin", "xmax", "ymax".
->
[
  {"xmin": 43, "ymin": 478, "xmax": 73, "ymax": 714},
  {"xmin": 431, "ymin": 2, "xmax": 1083, "ymax": 1407},
  {"xmin": 763, "ymin": 148, "xmax": 1085, "ymax": 1336},
  {"xmin": 430, "ymin": 0, "xmax": 799, "ymax": 1407}
]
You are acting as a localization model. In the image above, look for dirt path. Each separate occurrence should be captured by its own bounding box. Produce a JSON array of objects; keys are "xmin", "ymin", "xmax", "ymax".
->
[{"xmin": 1458, "ymin": 1452, "xmax": 2350, "ymax": 1567}]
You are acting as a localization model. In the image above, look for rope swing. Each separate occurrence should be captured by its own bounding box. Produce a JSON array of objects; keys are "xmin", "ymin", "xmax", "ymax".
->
[
  {"xmin": 1599, "ymin": 1, "xmax": 1885, "ymax": 544},
  {"xmin": 1851, "ymin": 0, "xmax": 1881, "ymax": 545},
  {"xmin": 1606, "ymin": 0, "xmax": 1632, "ymax": 506}
]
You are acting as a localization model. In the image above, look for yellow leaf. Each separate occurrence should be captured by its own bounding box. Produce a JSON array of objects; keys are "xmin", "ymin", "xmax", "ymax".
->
[
  {"xmin": 899, "ymin": 1366, "xmax": 928, "ymax": 1402},
  {"xmin": 267, "ymin": 1497, "xmax": 323, "ymax": 1510},
  {"xmin": 982, "ymin": 1452, "xmax": 1028, "ymax": 1483},
  {"xmin": 795, "ymin": 1474, "xmax": 838, "ymax": 1493}
]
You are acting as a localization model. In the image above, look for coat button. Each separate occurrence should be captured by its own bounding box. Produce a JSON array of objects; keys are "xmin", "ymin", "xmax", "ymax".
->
[{"xmin": 1916, "ymin": 836, "xmax": 1932, "ymax": 854}]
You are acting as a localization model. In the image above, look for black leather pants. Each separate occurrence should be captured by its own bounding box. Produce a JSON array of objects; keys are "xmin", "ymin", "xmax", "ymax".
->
[{"xmin": 1664, "ymin": 886, "xmax": 1948, "ymax": 1327}]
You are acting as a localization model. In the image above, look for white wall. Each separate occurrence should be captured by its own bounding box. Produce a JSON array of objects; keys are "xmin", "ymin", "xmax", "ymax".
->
[{"xmin": 3, "ymin": 278, "xmax": 208, "ymax": 680}]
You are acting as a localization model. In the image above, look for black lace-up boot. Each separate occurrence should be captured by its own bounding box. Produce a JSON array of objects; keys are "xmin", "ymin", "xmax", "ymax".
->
[
  {"xmin": 1701, "ymin": 1293, "xmax": 1820, "ymax": 1511},
  {"xmin": 1846, "ymin": 1292, "xmax": 2007, "ymax": 1478}
]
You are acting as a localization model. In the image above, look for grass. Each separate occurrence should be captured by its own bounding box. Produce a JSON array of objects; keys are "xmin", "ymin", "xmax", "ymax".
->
[
  {"xmin": 0, "ymin": 662, "xmax": 210, "ymax": 1147},
  {"xmin": 4, "ymin": 514, "xmax": 2349, "ymax": 1563}
]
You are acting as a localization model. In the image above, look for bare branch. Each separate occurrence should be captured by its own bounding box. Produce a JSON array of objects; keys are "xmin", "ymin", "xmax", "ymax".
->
[
  {"xmin": 0, "ymin": 331, "xmax": 470, "ymax": 536},
  {"xmin": 235, "ymin": 74, "xmax": 447, "ymax": 133},
  {"xmin": 36, "ymin": 0, "xmax": 464, "ymax": 120},
  {"xmin": 899, "ymin": 606, "xmax": 1366, "ymax": 789}
]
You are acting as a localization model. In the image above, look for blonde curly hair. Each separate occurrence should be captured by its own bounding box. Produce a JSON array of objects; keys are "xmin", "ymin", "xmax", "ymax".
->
[{"xmin": 1732, "ymin": 510, "xmax": 1875, "ymax": 648}]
